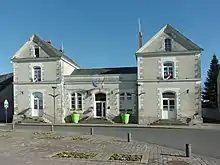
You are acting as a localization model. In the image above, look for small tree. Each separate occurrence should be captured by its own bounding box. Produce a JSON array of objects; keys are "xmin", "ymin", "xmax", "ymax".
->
[{"xmin": 202, "ymin": 54, "xmax": 219, "ymax": 108}]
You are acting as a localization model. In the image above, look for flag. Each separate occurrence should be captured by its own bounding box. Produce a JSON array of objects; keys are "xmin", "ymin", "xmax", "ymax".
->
[{"xmin": 92, "ymin": 79, "xmax": 98, "ymax": 87}]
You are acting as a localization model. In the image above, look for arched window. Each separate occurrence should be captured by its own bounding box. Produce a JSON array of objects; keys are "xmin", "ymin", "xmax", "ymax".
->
[
  {"xmin": 164, "ymin": 38, "xmax": 172, "ymax": 51},
  {"xmin": 33, "ymin": 66, "xmax": 42, "ymax": 82},
  {"xmin": 71, "ymin": 93, "xmax": 82, "ymax": 110},
  {"xmin": 163, "ymin": 62, "xmax": 174, "ymax": 79}
]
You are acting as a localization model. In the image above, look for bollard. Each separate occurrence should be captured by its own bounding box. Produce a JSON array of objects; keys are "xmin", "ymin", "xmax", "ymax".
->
[
  {"xmin": 12, "ymin": 123, "xmax": 15, "ymax": 131},
  {"xmin": 127, "ymin": 132, "xmax": 131, "ymax": 142},
  {"xmin": 185, "ymin": 144, "xmax": 191, "ymax": 157},
  {"xmin": 90, "ymin": 128, "xmax": 94, "ymax": 135},
  {"xmin": 51, "ymin": 124, "xmax": 54, "ymax": 132}
]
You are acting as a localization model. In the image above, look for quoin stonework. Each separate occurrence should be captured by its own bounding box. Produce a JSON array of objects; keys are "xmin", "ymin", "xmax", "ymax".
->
[{"xmin": 11, "ymin": 24, "xmax": 203, "ymax": 124}]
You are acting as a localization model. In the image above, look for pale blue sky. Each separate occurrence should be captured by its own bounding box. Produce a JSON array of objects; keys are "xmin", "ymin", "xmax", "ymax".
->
[{"xmin": 0, "ymin": 0, "xmax": 219, "ymax": 83}]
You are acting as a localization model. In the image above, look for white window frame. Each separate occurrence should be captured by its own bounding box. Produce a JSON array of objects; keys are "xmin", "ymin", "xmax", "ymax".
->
[
  {"xmin": 162, "ymin": 92, "xmax": 176, "ymax": 111},
  {"xmin": 120, "ymin": 93, "xmax": 125, "ymax": 101},
  {"xmin": 164, "ymin": 38, "xmax": 172, "ymax": 51},
  {"xmin": 162, "ymin": 61, "xmax": 174, "ymax": 79},
  {"xmin": 126, "ymin": 92, "xmax": 132, "ymax": 100},
  {"xmin": 70, "ymin": 92, "xmax": 83, "ymax": 110},
  {"xmin": 32, "ymin": 66, "xmax": 42, "ymax": 82}
]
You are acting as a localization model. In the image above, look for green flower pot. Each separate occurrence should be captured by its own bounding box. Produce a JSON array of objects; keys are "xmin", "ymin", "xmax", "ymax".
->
[
  {"xmin": 121, "ymin": 113, "xmax": 130, "ymax": 124},
  {"xmin": 72, "ymin": 113, "xmax": 80, "ymax": 123}
]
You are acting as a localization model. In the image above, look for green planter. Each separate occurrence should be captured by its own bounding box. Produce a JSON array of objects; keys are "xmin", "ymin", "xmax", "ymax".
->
[
  {"xmin": 121, "ymin": 113, "xmax": 130, "ymax": 124},
  {"xmin": 72, "ymin": 113, "xmax": 80, "ymax": 123}
]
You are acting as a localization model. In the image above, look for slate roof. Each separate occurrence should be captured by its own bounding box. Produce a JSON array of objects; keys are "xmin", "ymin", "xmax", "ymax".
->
[
  {"xmin": 137, "ymin": 24, "xmax": 203, "ymax": 53},
  {"xmin": 71, "ymin": 67, "xmax": 137, "ymax": 75},
  {"xmin": 164, "ymin": 24, "xmax": 203, "ymax": 51},
  {"xmin": 0, "ymin": 73, "xmax": 13, "ymax": 92},
  {"xmin": 31, "ymin": 34, "xmax": 80, "ymax": 67}
]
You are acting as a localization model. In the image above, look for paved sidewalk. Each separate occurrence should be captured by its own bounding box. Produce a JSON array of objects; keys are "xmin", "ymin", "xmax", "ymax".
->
[{"xmin": 0, "ymin": 130, "xmax": 219, "ymax": 165}]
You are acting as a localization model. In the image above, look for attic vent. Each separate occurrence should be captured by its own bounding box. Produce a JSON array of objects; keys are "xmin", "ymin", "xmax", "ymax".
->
[{"xmin": 34, "ymin": 46, "xmax": 40, "ymax": 58}]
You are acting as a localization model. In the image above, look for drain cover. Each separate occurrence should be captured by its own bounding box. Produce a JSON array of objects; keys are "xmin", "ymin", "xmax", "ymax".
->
[{"xmin": 167, "ymin": 160, "xmax": 189, "ymax": 165}]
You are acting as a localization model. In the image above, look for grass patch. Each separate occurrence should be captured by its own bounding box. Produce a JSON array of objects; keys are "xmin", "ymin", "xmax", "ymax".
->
[
  {"xmin": 109, "ymin": 153, "xmax": 142, "ymax": 162},
  {"xmin": 52, "ymin": 151, "xmax": 97, "ymax": 159},
  {"xmin": 71, "ymin": 136, "xmax": 88, "ymax": 141}
]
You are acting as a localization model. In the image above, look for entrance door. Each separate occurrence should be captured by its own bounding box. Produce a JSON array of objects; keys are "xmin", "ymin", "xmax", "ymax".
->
[
  {"xmin": 162, "ymin": 92, "xmax": 176, "ymax": 119},
  {"xmin": 96, "ymin": 101, "xmax": 106, "ymax": 117},
  {"xmin": 32, "ymin": 92, "xmax": 43, "ymax": 117},
  {"xmin": 95, "ymin": 93, "xmax": 106, "ymax": 118}
]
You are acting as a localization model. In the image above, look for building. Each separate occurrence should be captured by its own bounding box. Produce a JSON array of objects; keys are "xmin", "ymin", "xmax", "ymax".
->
[
  {"xmin": 0, "ymin": 73, "xmax": 13, "ymax": 123},
  {"xmin": 12, "ymin": 24, "xmax": 203, "ymax": 124}
]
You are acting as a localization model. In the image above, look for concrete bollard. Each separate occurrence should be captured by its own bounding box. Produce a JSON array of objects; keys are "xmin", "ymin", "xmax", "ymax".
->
[
  {"xmin": 51, "ymin": 124, "xmax": 54, "ymax": 132},
  {"xmin": 90, "ymin": 128, "xmax": 94, "ymax": 135},
  {"xmin": 185, "ymin": 144, "xmax": 192, "ymax": 157},
  {"xmin": 12, "ymin": 123, "xmax": 15, "ymax": 131},
  {"xmin": 127, "ymin": 132, "xmax": 131, "ymax": 142}
]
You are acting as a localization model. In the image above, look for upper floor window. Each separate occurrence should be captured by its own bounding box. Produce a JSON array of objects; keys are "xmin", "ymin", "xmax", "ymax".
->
[
  {"xmin": 163, "ymin": 62, "xmax": 174, "ymax": 79},
  {"xmin": 34, "ymin": 46, "xmax": 40, "ymax": 58},
  {"xmin": 164, "ymin": 38, "xmax": 172, "ymax": 52},
  {"xmin": 33, "ymin": 66, "xmax": 42, "ymax": 82},
  {"xmin": 71, "ymin": 92, "xmax": 82, "ymax": 110}
]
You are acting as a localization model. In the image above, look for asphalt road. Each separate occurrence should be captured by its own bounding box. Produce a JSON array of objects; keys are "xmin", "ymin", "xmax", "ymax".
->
[{"xmin": 10, "ymin": 125, "xmax": 220, "ymax": 159}]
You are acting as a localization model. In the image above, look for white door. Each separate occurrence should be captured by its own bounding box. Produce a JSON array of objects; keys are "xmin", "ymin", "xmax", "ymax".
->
[
  {"xmin": 162, "ymin": 98, "xmax": 176, "ymax": 119},
  {"xmin": 32, "ymin": 98, "xmax": 40, "ymax": 116},
  {"xmin": 95, "ymin": 101, "xmax": 106, "ymax": 117},
  {"xmin": 32, "ymin": 92, "xmax": 43, "ymax": 117}
]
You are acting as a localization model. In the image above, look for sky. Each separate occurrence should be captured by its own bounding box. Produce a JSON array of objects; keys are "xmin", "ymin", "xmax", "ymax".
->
[{"xmin": 0, "ymin": 0, "xmax": 219, "ymax": 83}]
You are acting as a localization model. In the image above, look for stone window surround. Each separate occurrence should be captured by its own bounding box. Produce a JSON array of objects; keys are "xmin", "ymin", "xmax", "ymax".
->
[
  {"xmin": 160, "ymin": 57, "xmax": 177, "ymax": 80},
  {"xmin": 157, "ymin": 88, "xmax": 180, "ymax": 118},
  {"xmin": 28, "ymin": 89, "xmax": 46, "ymax": 110}
]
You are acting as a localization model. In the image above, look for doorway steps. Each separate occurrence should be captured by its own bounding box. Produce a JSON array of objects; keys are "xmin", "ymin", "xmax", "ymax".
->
[
  {"xmin": 79, "ymin": 117, "xmax": 114, "ymax": 124},
  {"xmin": 150, "ymin": 119, "xmax": 188, "ymax": 125}
]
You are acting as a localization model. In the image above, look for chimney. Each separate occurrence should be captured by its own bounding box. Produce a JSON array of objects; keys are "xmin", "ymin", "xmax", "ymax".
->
[
  {"xmin": 139, "ymin": 31, "xmax": 143, "ymax": 49},
  {"xmin": 47, "ymin": 40, "xmax": 52, "ymax": 45},
  {"xmin": 138, "ymin": 18, "xmax": 143, "ymax": 49}
]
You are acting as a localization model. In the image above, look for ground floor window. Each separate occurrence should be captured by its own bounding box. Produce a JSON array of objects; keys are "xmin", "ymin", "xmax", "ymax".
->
[{"xmin": 71, "ymin": 92, "xmax": 82, "ymax": 110}]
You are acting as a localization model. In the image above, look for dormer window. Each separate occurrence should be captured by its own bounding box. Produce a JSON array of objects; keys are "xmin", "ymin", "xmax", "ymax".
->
[
  {"xmin": 34, "ymin": 46, "xmax": 40, "ymax": 58},
  {"xmin": 164, "ymin": 38, "xmax": 172, "ymax": 51}
]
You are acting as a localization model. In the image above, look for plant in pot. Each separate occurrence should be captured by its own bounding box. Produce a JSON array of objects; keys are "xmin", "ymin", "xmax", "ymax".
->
[
  {"xmin": 121, "ymin": 110, "xmax": 131, "ymax": 124},
  {"xmin": 71, "ymin": 109, "xmax": 82, "ymax": 123}
]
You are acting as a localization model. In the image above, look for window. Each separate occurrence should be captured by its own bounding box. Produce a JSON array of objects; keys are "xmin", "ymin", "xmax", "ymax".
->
[
  {"xmin": 126, "ymin": 93, "xmax": 132, "ymax": 100},
  {"xmin": 77, "ymin": 93, "xmax": 82, "ymax": 109},
  {"xmin": 34, "ymin": 46, "xmax": 40, "ymax": 58},
  {"xmin": 71, "ymin": 93, "xmax": 83, "ymax": 110},
  {"xmin": 164, "ymin": 38, "xmax": 172, "ymax": 51},
  {"xmin": 163, "ymin": 62, "xmax": 174, "ymax": 79},
  {"xmin": 33, "ymin": 66, "xmax": 42, "ymax": 82},
  {"xmin": 32, "ymin": 92, "xmax": 43, "ymax": 110},
  {"xmin": 120, "ymin": 93, "xmax": 125, "ymax": 101}
]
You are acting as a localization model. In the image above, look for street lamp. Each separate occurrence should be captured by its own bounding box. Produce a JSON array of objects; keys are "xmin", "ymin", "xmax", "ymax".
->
[{"xmin": 49, "ymin": 86, "xmax": 59, "ymax": 124}]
